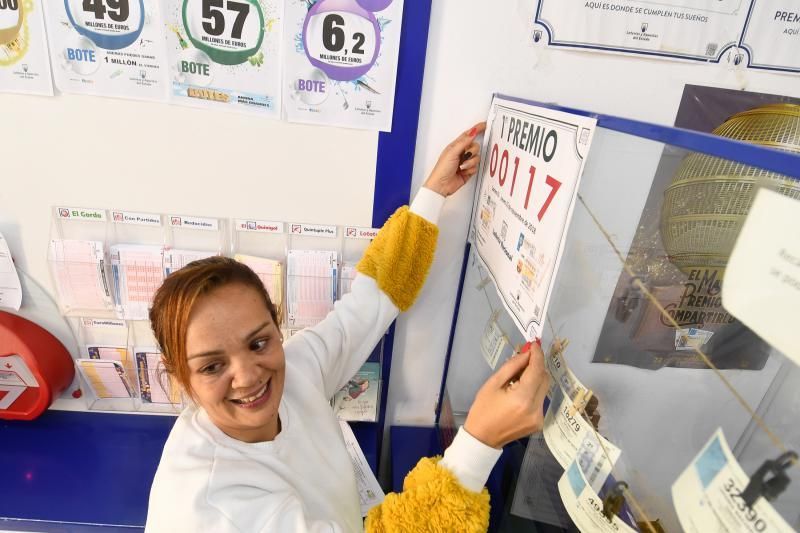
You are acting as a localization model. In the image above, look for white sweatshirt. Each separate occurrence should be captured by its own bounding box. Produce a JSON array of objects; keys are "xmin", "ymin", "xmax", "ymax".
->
[{"xmin": 145, "ymin": 189, "xmax": 501, "ymax": 532}]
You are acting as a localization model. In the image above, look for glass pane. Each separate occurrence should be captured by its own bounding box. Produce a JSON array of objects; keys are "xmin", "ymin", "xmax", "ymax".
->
[{"xmin": 443, "ymin": 123, "xmax": 800, "ymax": 531}]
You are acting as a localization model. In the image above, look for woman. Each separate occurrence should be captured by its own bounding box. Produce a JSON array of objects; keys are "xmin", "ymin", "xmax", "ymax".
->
[{"xmin": 145, "ymin": 124, "xmax": 550, "ymax": 532}]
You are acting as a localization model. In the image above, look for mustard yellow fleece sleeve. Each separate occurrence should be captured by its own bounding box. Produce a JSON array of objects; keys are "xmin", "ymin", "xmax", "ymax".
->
[
  {"xmin": 356, "ymin": 205, "xmax": 439, "ymax": 312},
  {"xmin": 364, "ymin": 457, "xmax": 491, "ymax": 533}
]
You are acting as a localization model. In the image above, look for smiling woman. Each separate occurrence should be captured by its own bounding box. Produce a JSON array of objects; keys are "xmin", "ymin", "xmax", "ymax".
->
[
  {"xmin": 150, "ymin": 258, "xmax": 286, "ymax": 444},
  {"xmin": 142, "ymin": 124, "xmax": 551, "ymax": 533}
]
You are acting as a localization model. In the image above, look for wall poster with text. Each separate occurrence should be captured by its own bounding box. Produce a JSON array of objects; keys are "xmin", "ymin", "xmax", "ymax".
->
[
  {"xmin": 592, "ymin": 84, "xmax": 800, "ymax": 370},
  {"xmin": 533, "ymin": 0, "xmax": 800, "ymax": 74},
  {"xmin": 163, "ymin": 0, "xmax": 282, "ymax": 116},
  {"xmin": 283, "ymin": 0, "xmax": 404, "ymax": 131},
  {"xmin": 470, "ymin": 95, "xmax": 597, "ymax": 341},
  {"xmin": 0, "ymin": 0, "xmax": 53, "ymax": 95},
  {"xmin": 43, "ymin": 0, "xmax": 169, "ymax": 100}
]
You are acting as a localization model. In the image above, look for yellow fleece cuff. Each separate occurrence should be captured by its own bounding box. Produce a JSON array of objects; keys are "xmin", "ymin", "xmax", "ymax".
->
[
  {"xmin": 365, "ymin": 457, "xmax": 491, "ymax": 533},
  {"xmin": 356, "ymin": 206, "xmax": 438, "ymax": 312}
]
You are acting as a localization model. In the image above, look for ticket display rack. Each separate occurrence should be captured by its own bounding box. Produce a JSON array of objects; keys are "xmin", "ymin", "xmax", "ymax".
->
[
  {"xmin": 74, "ymin": 317, "xmax": 137, "ymax": 412},
  {"xmin": 429, "ymin": 98, "xmax": 800, "ymax": 532},
  {"xmin": 47, "ymin": 206, "xmax": 115, "ymax": 319},
  {"xmin": 108, "ymin": 210, "xmax": 168, "ymax": 321},
  {"xmin": 47, "ymin": 207, "xmax": 393, "ymax": 421},
  {"xmin": 232, "ymin": 217, "xmax": 288, "ymax": 327},
  {"xmin": 284, "ymin": 222, "xmax": 341, "ymax": 331},
  {"xmin": 47, "ymin": 208, "xmax": 223, "ymax": 414}
]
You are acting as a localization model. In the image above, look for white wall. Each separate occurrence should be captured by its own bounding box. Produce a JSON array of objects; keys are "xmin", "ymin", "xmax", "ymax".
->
[
  {"xmin": 1, "ymin": 93, "xmax": 377, "ymax": 386},
  {"xmin": 389, "ymin": 0, "xmax": 800, "ymax": 428}
]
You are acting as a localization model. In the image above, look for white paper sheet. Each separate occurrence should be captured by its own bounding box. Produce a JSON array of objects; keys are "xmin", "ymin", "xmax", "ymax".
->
[
  {"xmin": 672, "ymin": 428, "xmax": 794, "ymax": 532},
  {"xmin": 283, "ymin": 0, "xmax": 404, "ymax": 131},
  {"xmin": 87, "ymin": 344, "xmax": 134, "ymax": 376},
  {"xmin": 0, "ymin": 231, "xmax": 22, "ymax": 310},
  {"xmin": 110, "ymin": 243, "xmax": 165, "ymax": 320},
  {"xmin": 49, "ymin": 239, "xmax": 113, "ymax": 313},
  {"xmin": 136, "ymin": 349, "xmax": 180, "ymax": 404},
  {"xmin": 470, "ymin": 96, "xmax": 596, "ymax": 340},
  {"xmin": 76, "ymin": 358, "xmax": 134, "ymax": 399},
  {"xmin": 332, "ymin": 362, "xmax": 380, "ymax": 422},
  {"xmin": 164, "ymin": 249, "xmax": 216, "ymax": 276},
  {"xmin": 0, "ymin": 0, "xmax": 53, "ymax": 96},
  {"xmin": 558, "ymin": 459, "xmax": 639, "ymax": 533},
  {"xmin": 162, "ymin": 0, "xmax": 282, "ymax": 116},
  {"xmin": 732, "ymin": 1, "xmax": 800, "ymax": 72},
  {"xmin": 724, "ymin": 188, "xmax": 800, "ymax": 366},
  {"xmin": 542, "ymin": 342, "xmax": 621, "ymax": 492},
  {"xmin": 535, "ymin": 0, "xmax": 747, "ymax": 62},
  {"xmin": 43, "ymin": 0, "xmax": 169, "ymax": 100},
  {"xmin": 235, "ymin": 254, "xmax": 283, "ymax": 307},
  {"xmin": 480, "ymin": 313, "xmax": 508, "ymax": 370},
  {"xmin": 543, "ymin": 381, "xmax": 621, "ymax": 494},
  {"xmin": 339, "ymin": 420, "xmax": 384, "ymax": 517},
  {"xmin": 534, "ymin": 0, "xmax": 800, "ymax": 74},
  {"xmin": 286, "ymin": 249, "xmax": 337, "ymax": 328}
]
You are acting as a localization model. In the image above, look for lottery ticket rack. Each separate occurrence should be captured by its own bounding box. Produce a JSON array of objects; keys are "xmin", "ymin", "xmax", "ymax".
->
[
  {"xmin": 47, "ymin": 208, "xmax": 387, "ymax": 421},
  {"xmin": 395, "ymin": 97, "xmax": 800, "ymax": 532}
]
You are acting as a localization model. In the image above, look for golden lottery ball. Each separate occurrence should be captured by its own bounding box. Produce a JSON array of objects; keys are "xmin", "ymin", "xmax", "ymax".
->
[{"xmin": 661, "ymin": 104, "xmax": 800, "ymax": 275}]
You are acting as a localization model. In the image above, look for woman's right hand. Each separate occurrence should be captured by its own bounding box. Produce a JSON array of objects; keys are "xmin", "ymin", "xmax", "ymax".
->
[{"xmin": 463, "ymin": 342, "xmax": 550, "ymax": 449}]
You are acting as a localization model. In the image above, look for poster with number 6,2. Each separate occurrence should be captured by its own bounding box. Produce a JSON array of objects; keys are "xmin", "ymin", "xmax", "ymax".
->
[
  {"xmin": 469, "ymin": 96, "xmax": 596, "ymax": 341},
  {"xmin": 283, "ymin": 0, "xmax": 404, "ymax": 131},
  {"xmin": 162, "ymin": 0, "xmax": 282, "ymax": 116},
  {"xmin": 42, "ymin": 0, "xmax": 168, "ymax": 100},
  {"xmin": 0, "ymin": 0, "xmax": 53, "ymax": 96}
]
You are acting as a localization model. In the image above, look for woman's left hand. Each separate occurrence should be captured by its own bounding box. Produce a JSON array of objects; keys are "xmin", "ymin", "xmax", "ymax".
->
[{"xmin": 423, "ymin": 122, "xmax": 486, "ymax": 197}]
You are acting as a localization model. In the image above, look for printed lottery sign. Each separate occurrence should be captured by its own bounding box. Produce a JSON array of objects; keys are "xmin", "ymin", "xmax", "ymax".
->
[
  {"xmin": 43, "ymin": 0, "xmax": 167, "ymax": 100},
  {"xmin": 303, "ymin": 3, "xmax": 380, "ymax": 81},
  {"xmin": 164, "ymin": 0, "xmax": 281, "ymax": 116},
  {"xmin": 284, "ymin": 0, "xmax": 403, "ymax": 131},
  {"xmin": 471, "ymin": 96, "xmax": 596, "ymax": 340}
]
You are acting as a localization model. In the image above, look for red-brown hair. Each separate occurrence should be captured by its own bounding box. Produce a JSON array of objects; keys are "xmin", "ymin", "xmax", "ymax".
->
[{"xmin": 149, "ymin": 256, "xmax": 279, "ymax": 399}]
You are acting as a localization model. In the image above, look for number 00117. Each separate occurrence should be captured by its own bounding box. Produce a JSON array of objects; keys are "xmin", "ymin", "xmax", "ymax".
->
[{"xmin": 488, "ymin": 142, "xmax": 562, "ymax": 222}]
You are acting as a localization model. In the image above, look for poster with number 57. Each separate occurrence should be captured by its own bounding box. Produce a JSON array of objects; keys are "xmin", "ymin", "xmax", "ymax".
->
[
  {"xmin": 470, "ymin": 96, "xmax": 596, "ymax": 341},
  {"xmin": 162, "ymin": 0, "xmax": 283, "ymax": 116},
  {"xmin": 283, "ymin": 0, "xmax": 403, "ymax": 131}
]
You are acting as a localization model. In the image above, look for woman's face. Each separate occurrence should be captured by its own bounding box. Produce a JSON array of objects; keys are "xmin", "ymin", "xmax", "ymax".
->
[{"xmin": 185, "ymin": 282, "xmax": 285, "ymax": 443}]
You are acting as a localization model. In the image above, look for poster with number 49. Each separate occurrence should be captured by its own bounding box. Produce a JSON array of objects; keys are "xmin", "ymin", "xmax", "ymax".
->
[
  {"xmin": 470, "ymin": 96, "xmax": 596, "ymax": 341},
  {"xmin": 43, "ymin": 0, "xmax": 169, "ymax": 100}
]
